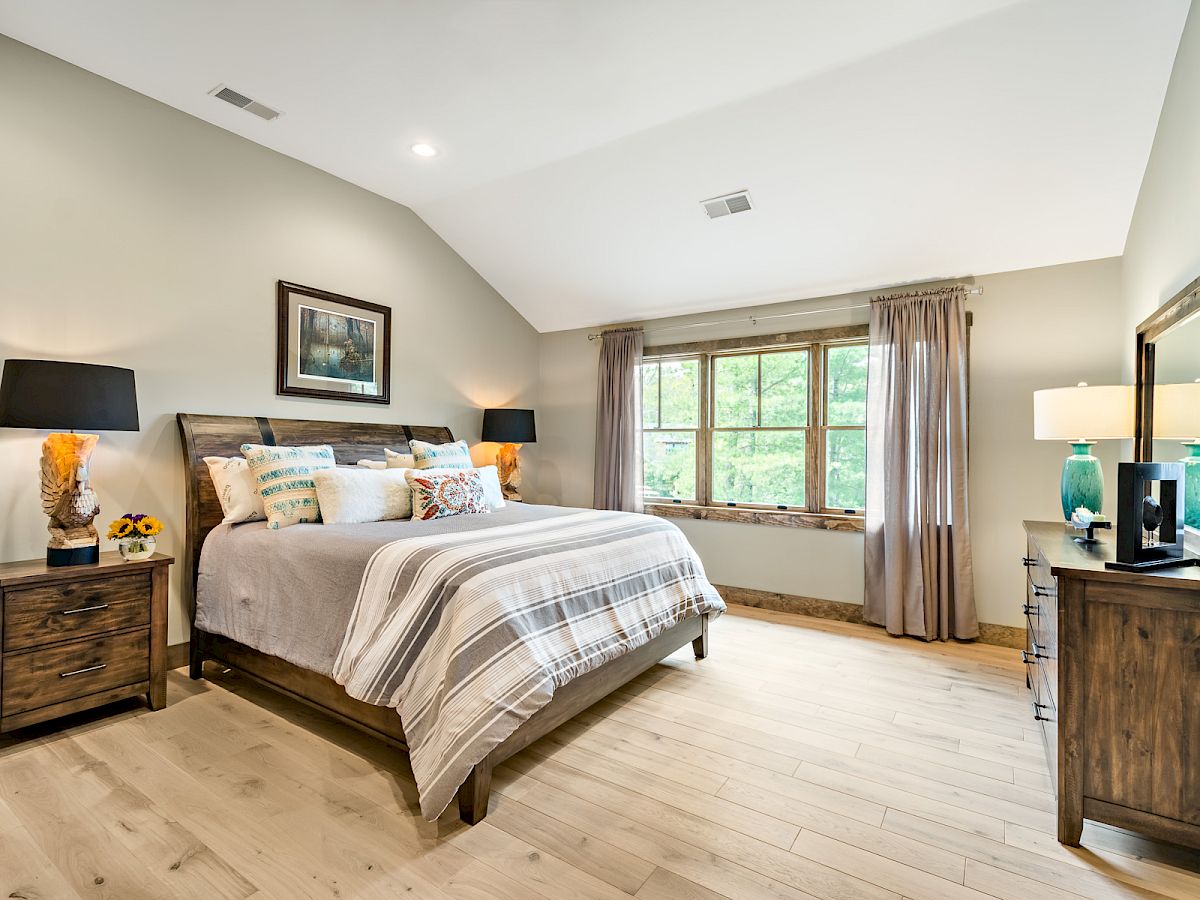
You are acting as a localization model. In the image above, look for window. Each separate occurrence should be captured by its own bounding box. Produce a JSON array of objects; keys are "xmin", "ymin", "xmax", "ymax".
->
[
  {"xmin": 639, "ymin": 329, "xmax": 868, "ymax": 516},
  {"xmin": 640, "ymin": 356, "xmax": 701, "ymax": 502}
]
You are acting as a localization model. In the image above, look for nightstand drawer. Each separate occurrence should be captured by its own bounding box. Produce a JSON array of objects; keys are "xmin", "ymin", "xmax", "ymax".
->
[
  {"xmin": 2, "ymin": 628, "xmax": 149, "ymax": 716},
  {"xmin": 3, "ymin": 573, "xmax": 150, "ymax": 652}
]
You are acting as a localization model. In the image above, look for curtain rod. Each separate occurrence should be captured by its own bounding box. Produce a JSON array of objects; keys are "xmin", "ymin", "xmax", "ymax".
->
[{"xmin": 586, "ymin": 286, "xmax": 983, "ymax": 341}]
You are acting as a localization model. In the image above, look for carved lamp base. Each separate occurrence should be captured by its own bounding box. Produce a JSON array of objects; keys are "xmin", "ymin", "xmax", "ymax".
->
[
  {"xmin": 496, "ymin": 442, "xmax": 523, "ymax": 502},
  {"xmin": 42, "ymin": 432, "xmax": 101, "ymax": 567}
]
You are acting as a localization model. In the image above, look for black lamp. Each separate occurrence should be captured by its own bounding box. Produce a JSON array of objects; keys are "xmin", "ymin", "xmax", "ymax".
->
[
  {"xmin": 0, "ymin": 359, "xmax": 140, "ymax": 566},
  {"xmin": 481, "ymin": 408, "xmax": 536, "ymax": 501}
]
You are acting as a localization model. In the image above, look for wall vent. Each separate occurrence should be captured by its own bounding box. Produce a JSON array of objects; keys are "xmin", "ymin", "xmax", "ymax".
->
[
  {"xmin": 209, "ymin": 85, "xmax": 281, "ymax": 121},
  {"xmin": 701, "ymin": 190, "xmax": 753, "ymax": 219}
]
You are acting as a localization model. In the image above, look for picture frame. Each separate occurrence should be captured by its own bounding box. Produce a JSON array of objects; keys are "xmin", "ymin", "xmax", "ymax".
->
[{"xmin": 276, "ymin": 281, "xmax": 391, "ymax": 404}]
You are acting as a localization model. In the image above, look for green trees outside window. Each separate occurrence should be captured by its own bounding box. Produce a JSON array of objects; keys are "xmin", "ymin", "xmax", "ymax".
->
[{"xmin": 640, "ymin": 335, "xmax": 867, "ymax": 514}]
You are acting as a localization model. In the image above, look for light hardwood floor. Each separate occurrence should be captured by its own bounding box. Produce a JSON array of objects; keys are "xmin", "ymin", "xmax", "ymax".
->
[{"xmin": 2, "ymin": 605, "xmax": 1198, "ymax": 899}]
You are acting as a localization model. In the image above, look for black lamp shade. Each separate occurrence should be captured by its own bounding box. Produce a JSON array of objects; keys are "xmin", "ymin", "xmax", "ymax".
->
[
  {"xmin": 0, "ymin": 359, "xmax": 139, "ymax": 432},
  {"xmin": 482, "ymin": 408, "xmax": 536, "ymax": 444}
]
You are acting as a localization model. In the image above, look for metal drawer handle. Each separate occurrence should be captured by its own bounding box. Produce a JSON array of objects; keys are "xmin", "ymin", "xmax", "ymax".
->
[
  {"xmin": 59, "ymin": 663, "xmax": 107, "ymax": 678},
  {"xmin": 1030, "ymin": 642, "xmax": 1051, "ymax": 660},
  {"xmin": 1031, "ymin": 701, "xmax": 1053, "ymax": 722},
  {"xmin": 1021, "ymin": 650, "xmax": 1036, "ymax": 665},
  {"xmin": 1021, "ymin": 556, "xmax": 1037, "ymax": 567},
  {"xmin": 58, "ymin": 604, "xmax": 109, "ymax": 615},
  {"xmin": 1032, "ymin": 586, "xmax": 1054, "ymax": 598},
  {"xmin": 1023, "ymin": 603, "xmax": 1040, "ymax": 617}
]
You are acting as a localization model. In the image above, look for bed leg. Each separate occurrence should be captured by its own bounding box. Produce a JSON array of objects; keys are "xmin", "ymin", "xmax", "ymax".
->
[
  {"xmin": 189, "ymin": 628, "xmax": 205, "ymax": 680},
  {"xmin": 458, "ymin": 754, "xmax": 493, "ymax": 825},
  {"xmin": 692, "ymin": 614, "xmax": 709, "ymax": 660}
]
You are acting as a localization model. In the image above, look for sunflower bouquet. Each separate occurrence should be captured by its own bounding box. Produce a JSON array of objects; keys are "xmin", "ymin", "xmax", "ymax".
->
[{"xmin": 107, "ymin": 513, "xmax": 163, "ymax": 560}]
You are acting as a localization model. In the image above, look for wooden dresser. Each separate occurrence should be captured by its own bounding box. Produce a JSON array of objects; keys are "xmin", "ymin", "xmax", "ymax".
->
[
  {"xmin": 0, "ymin": 552, "xmax": 172, "ymax": 732},
  {"xmin": 1023, "ymin": 521, "xmax": 1200, "ymax": 848}
]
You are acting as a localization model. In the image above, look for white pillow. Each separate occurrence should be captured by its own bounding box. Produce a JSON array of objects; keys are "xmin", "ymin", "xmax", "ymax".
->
[
  {"xmin": 203, "ymin": 456, "xmax": 265, "ymax": 524},
  {"xmin": 410, "ymin": 439, "xmax": 472, "ymax": 470},
  {"xmin": 312, "ymin": 468, "xmax": 413, "ymax": 524},
  {"xmin": 384, "ymin": 448, "xmax": 417, "ymax": 468},
  {"xmin": 356, "ymin": 459, "xmax": 387, "ymax": 470},
  {"xmin": 422, "ymin": 465, "xmax": 506, "ymax": 511}
]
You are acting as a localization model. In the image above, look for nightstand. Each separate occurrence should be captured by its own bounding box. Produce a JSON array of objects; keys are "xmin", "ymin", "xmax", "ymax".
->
[{"xmin": 0, "ymin": 551, "xmax": 172, "ymax": 732}]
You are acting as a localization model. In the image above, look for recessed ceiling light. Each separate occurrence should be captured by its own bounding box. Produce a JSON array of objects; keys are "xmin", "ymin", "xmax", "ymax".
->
[{"xmin": 410, "ymin": 143, "xmax": 439, "ymax": 158}]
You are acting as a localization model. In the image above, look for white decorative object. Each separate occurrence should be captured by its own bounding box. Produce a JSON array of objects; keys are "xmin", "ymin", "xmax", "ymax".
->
[
  {"xmin": 312, "ymin": 468, "xmax": 413, "ymax": 524},
  {"xmin": 384, "ymin": 448, "xmax": 417, "ymax": 468},
  {"xmin": 203, "ymin": 456, "xmax": 266, "ymax": 524}
]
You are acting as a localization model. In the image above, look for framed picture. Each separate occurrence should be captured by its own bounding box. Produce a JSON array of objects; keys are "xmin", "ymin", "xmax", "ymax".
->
[{"xmin": 276, "ymin": 281, "xmax": 390, "ymax": 404}]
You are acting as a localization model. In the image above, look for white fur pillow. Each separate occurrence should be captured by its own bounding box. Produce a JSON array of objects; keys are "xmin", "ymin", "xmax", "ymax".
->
[
  {"xmin": 312, "ymin": 468, "xmax": 413, "ymax": 524},
  {"xmin": 203, "ymin": 456, "xmax": 265, "ymax": 524}
]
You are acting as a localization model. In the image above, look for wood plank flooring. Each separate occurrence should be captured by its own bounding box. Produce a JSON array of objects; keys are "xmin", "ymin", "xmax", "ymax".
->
[{"xmin": 2, "ymin": 605, "xmax": 1198, "ymax": 899}]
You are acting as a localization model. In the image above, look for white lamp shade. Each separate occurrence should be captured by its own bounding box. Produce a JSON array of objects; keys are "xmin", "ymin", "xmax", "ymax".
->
[
  {"xmin": 1033, "ymin": 384, "xmax": 1134, "ymax": 441},
  {"xmin": 1154, "ymin": 382, "xmax": 1200, "ymax": 440}
]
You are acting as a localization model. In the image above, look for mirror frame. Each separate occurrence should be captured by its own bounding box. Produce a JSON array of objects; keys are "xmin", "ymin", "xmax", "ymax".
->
[{"xmin": 1135, "ymin": 273, "xmax": 1200, "ymax": 462}]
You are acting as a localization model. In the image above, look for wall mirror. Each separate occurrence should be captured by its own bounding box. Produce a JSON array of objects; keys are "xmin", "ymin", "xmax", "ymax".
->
[{"xmin": 1136, "ymin": 275, "xmax": 1200, "ymax": 539}]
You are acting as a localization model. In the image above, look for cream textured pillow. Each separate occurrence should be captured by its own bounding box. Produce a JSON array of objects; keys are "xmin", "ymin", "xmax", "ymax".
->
[
  {"xmin": 203, "ymin": 456, "xmax": 265, "ymax": 524},
  {"xmin": 384, "ymin": 448, "xmax": 417, "ymax": 468},
  {"xmin": 356, "ymin": 459, "xmax": 387, "ymax": 470},
  {"xmin": 406, "ymin": 469, "xmax": 491, "ymax": 520},
  {"xmin": 240, "ymin": 443, "xmax": 337, "ymax": 529},
  {"xmin": 421, "ymin": 465, "xmax": 506, "ymax": 511},
  {"xmin": 410, "ymin": 439, "xmax": 472, "ymax": 470},
  {"xmin": 312, "ymin": 468, "xmax": 413, "ymax": 524}
]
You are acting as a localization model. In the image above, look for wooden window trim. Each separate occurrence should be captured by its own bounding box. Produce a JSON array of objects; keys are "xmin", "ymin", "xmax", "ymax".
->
[{"xmin": 642, "ymin": 323, "xmax": 868, "ymax": 522}]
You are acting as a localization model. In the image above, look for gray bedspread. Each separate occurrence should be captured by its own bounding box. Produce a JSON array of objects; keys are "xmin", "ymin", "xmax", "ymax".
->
[{"xmin": 196, "ymin": 503, "xmax": 578, "ymax": 677}]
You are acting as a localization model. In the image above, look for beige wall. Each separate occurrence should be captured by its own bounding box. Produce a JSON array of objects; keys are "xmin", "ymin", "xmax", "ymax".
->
[
  {"xmin": 0, "ymin": 37, "xmax": 540, "ymax": 645},
  {"xmin": 1121, "ymin": 2, "xmax": 1200, "ymax": 369},
  {"xmin": 535, "ymin": 259, "xmax": 1127, "ymax": 629}
]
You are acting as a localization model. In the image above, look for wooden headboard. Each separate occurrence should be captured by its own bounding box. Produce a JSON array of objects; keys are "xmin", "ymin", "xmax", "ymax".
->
[{"xmin": 175, "ymin": 413, "xmax": 455, "ymax": 622}]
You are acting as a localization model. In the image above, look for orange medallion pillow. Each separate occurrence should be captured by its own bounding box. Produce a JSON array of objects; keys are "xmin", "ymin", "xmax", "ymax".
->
[{"xmin": 406, "ymin": 469, "xmax": 491, "ymax": 521}]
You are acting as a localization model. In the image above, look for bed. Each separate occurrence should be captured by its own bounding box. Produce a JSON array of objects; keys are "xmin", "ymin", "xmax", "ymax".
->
[{"xmin": 176, "ymin": 412, "xmax": 719, "ymax": 824}]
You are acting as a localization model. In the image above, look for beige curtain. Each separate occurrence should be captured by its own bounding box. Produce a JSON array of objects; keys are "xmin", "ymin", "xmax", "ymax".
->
[
  {"xmin": 593, "ymin": 327, "xmax": 644, "ymax": 512},
  {"xmin": 864, "ymin": 286, "xmax": 978, "ymax": 641}
]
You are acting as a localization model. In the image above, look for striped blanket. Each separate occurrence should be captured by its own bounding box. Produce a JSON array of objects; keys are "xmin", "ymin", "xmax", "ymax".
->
[{"xmin": 331, "ymin": 509, "xmax": 724, "ymax": 820}]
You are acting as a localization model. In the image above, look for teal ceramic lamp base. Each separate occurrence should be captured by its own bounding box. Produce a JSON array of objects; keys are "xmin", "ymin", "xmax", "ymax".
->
[
  {"xmin": 1060, "ymin": 441, "xmax": 1104, "ymax": 522},
  {"xmin": 1182, "ymin": 441, "xmax": 1200, "ymax": 530}
]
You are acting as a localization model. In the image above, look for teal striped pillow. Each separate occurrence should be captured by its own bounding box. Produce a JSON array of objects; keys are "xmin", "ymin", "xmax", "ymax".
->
[
  {"xmin": 240, "ymin": 443, "xmax": 337, "ymax": 529},
  {"xmin": 410, "ymin": 439, "xmax": 472, "ymax": 470}
]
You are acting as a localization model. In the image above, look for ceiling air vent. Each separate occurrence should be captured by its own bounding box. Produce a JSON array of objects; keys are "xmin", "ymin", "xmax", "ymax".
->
[
  {"xmin": 701, "ymin": 190, "xmax": 753, "ymax": 219},
  {"xmin": 209, "ymin": 84, "xmax": 281, "ymax": 121}
]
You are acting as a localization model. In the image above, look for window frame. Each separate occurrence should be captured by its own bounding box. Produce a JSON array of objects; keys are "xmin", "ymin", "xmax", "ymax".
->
[
  {"xmin": 639, "ymin": 352, "xmax": 705, "ymax": 505},
  {"xmin": 638, "ymin": 324, "xmax": 869, "ymax": 519}
]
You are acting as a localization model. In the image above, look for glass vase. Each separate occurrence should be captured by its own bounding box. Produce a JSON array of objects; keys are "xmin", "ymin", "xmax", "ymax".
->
[{"xmin": 118, "ymin": 535, "xmax": 156, "ymax": 562}]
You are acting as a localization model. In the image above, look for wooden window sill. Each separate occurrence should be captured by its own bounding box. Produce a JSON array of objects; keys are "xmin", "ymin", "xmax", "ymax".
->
[{"xmin": 645, "ymin": 503, "xmax": 865, "ymax": 533}]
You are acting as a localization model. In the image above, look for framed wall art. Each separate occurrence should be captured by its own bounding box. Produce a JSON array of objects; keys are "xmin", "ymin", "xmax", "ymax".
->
[{"xmin": 276, "ymin": 280, "xmax": 390, "ymax": 404}]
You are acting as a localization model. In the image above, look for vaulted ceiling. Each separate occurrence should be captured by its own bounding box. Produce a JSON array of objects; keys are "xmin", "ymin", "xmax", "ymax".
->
[{"xmin": 1, "ymin": 1, "xmax": 1189, "ymax": 331}]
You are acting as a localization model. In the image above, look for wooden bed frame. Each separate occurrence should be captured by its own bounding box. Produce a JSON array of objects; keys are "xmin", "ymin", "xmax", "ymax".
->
[{"xmin": 176, "ymin": 413, "xmax": 709, "ymax": 825}]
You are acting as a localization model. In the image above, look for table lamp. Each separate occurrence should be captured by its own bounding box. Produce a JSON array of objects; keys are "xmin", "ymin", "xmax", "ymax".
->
[
  {"xmin": 0, "ymin": 359, "xmax": 139, "ymax": 566},
  {"xmin": 1033, "ymin": 382, "xmax": 1133, "ymax": 521},
  {"xmin": 1154, "ymin": 380, "xmax": 1200, "ymax": 529},
  {"xmin": 481, "ymin": 408, "xmax": 536, "ymax": 501}
]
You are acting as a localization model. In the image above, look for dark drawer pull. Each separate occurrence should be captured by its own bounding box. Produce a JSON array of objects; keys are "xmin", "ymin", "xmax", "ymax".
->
[
  {"xmin": 1030, "ymin": 642, "xmax": 1052, "ymax": 660},
  {"xmin": 1023, "ymin": 603, "xmax": 1039, "ymax": 617},
  {"xmin": 1031, "ymin": 586, "xmax": 1054, "ymax": 598},
  {"xmin": 1021, "ymin": 650, "xmax": 1036, "ymax": 665},
  {"xmin": 59, "ymin": 663, "xmax": 107, "ymax": 678},
  {"xmin": 58, "ymin": 604, "xmax": 109, "ymax": 616},
  {"xmin": 1032, "ymin": 701, "xmax": 1052, "ymax": 722},
  {"xmin": 1021, "ymin": 556, "xmax": 1036, "ymax": 567}
]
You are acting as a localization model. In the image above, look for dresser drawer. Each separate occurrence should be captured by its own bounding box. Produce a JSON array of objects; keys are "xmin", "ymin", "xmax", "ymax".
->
[
  {"xmin": 2, "ymin": 573, "xmax": 150, "ymax": 652},
  {"xmin": 2, "ymin": 628, "xmax": 149, "ymax": 716}
]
